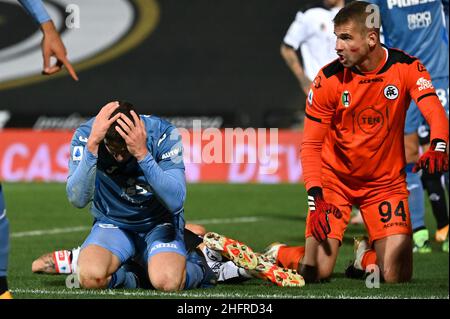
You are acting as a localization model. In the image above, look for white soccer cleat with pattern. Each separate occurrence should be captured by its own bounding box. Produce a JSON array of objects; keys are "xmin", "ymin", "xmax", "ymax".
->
[
  {"xmin": 203, "ymin": 232, "xmax": 258, "ymax": 270},
  {"xmin": 251, "ymin": 254, "xmax": 305, "ymax": 287}
]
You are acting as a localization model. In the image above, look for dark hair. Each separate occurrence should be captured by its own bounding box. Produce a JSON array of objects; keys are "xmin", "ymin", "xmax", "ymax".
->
[
  {"xmin": 333, "ymin": 1, "xmax": 381, "ymax": 35},
  {"xmin": 104, "ymin": 100, "xmax": 136, "ymax": 147}
]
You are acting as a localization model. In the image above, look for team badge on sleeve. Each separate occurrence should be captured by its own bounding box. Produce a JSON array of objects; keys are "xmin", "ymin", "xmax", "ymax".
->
[{"xmin": 72, "ymin": 146, "xmax": 84, "ymax": 161}]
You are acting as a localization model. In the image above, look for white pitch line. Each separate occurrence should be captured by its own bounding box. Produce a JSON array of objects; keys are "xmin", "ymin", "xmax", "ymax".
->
[
  {"xmin": 10, "ymin": 288, "xmax": 448, "ymax": 299},
  {"xmin": 11, "ymin": 226, "xmax": 90, "ymax": 238},
  {"xmin": 11, "ymin": 216, "xmax": 263, "ymax": 238}
]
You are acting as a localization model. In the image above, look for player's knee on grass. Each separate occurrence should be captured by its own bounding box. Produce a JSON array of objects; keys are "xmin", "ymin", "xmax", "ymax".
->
[
  {"xmin": 148, "ymin": 253, "xmax": 186, "ymax": 291},
  {"xmin": 77, "ymin": 246, "xmax": 120, "ymax": 289},
  {"xmin": 77, "ymin": 264, "xmax": 110, "ymax": 289},
  {"xmin": 148, "ymin": 267, "xmax": 184, "ymax": 291}
]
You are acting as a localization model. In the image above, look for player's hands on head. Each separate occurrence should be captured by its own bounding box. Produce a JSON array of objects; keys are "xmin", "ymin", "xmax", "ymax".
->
[
  {"xmin": 413, "ymin": 139, "xmax": 448, "ymax": 174},
  {"xmin": 87, "ymin": 102, "xmax": 121, "ymax": 154},
  {"xmin": 115, "ymin": 111, "xmax": 148, "ymax": 161},
  {"xmin": 40, "ymin": 21, "xmax": 78, "ymax": 81},
  {"xmin": 308, "ymin": 187, "xmax": 342, "ymax": 242}
]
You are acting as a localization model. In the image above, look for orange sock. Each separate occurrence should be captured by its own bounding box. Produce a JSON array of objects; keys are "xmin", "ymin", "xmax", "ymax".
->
[
  {"xmin": 361, "ymin": 249, "xmax": 377, "ymax": 270},
  {"xmin": 276, "ymin": 246, "xmax": 305, "ymax": 270}
]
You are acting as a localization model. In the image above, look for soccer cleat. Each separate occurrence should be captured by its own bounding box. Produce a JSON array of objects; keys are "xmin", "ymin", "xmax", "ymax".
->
[
  {"xmin": 435, "ymin": 225, "xmax": 449, "ymax": 243},
  {"xmin": 413, "ymin": 229, "xmax": 432, "ymax": 253},
  {"xmin": 251, "ymin": 254, "xmax": 305, "ymax": 287},
  {"xmin": 0, "ymin": 291, "xmax": 13, "ymax": 299},
  {"xmin": 345, "ymin": 236, "xmax": 370, "ymax": 279},
  {"xmin": 203, "ymin": 232, "xmax": 258, "ymax": 270},
  {"xmin": 353, "ymin": 236, "xmax": 370, "ymax": 270},
  {"xmin": 262, "ymin": 242, "xmax": 286, "ymax": 264}
]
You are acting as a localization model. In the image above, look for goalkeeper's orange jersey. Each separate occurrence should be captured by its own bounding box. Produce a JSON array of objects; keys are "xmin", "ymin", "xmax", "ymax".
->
[{"xmin": 301, "ymin": 47, "xmax": 449, "ymax": 190}]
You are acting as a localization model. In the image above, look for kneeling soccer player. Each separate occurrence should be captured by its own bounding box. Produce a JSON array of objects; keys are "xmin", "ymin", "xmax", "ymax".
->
[{"xmin": 66, "ymin": 101, "xmax": 216, "ymax": 291}]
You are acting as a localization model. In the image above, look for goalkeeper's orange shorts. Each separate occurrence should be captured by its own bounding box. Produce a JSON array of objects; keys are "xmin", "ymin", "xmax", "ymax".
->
[{"xmin": 305, "ymin": 170, "xmax": 412, "ymax": 244}]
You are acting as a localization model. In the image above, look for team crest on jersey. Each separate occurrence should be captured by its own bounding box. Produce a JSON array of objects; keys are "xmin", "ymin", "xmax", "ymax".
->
[
  {"xmin": 72, "ymin": 146, "xmax": 84, "ymax": 161},
  {"xmin": 384, "ymin": 85, "xmax": 399, "ymax": 100},
  {"xmin": 307, "ymin": 89, "xmax": 314, "ymax": 105},
  {"xmin": 341, "ymin": 91, "xmax": 351, "ymax": 107}
]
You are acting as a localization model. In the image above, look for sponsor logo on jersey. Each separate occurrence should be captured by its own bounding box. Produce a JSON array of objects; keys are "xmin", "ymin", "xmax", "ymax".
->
[
  {"xmin": 78, "ymin": 136, "xmax": 88, "ymax": 143},
  {"xmin": 98, "ymin": 223, "xmax": 119, "ymax": 229},
  {"xmin": 416, "ymin": 77, "xmax": 434, "ymax": 91},
  {"xmin": 161, "ymin": 147, "xmax": 182, "ymax": 160},
  {"xmin": 72, "ymin": 146, "xmax": 84, "ymax": 161},
  {"xmin": 407, "ymin": 11, "xmax": 432, "ymax": 30},
  {"xmin": 307, "ymin": 89, "xmax": 314, "ymax": 105},
  {"xmin": 359, "ymin": 78, "xmax": 383, "ymax": 84},
  {"xmin": 357, "ymin": 107, "xmax": 384, "ymax": 134},
  {"xmin": 342, "ymin": 91, "xmax": 351, "ymax": 107},
  {"xmin": 384, "ymin": 85, "xmax": 399, "ymax": 100},
  {"xmin": 387, "ymin": 0, "xmax": 436, "ymax": 10},
  {"xmin": 150, "ymin": 243, "xmax": 178, "ymax": 254}
]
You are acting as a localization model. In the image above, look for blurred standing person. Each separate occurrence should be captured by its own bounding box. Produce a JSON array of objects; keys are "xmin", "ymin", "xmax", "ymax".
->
[
  {"xmin": 280, "ymin": 0, "xmax": 345, "ymax": 96},
  {"xmin": 1, "ymin": 0, "xmax": 78, "ymax": 299}
]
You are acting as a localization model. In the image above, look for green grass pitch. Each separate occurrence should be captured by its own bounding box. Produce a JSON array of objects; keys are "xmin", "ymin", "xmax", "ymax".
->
[{"xmin": 3, "ymin": 182, "xmax": 449, "ymax": 299}]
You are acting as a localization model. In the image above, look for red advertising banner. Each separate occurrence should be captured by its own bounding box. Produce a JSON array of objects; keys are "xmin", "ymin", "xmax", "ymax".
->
[{"xmin": 0, "ymin": 129, "xmax": 304, "ymax": 183}]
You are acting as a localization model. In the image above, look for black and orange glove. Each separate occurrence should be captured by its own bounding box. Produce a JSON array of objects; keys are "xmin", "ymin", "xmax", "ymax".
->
[
  {"xmin": 413, "ymin": 139, "xmax": 448, "ymax": 174},
  {"xmin": 308, "ymin": 187, "xmax": 342, "ymax": 242}
]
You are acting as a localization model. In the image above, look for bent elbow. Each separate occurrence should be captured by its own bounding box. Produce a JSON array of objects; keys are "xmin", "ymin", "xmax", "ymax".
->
[
  {"xmin": 66, "ymin": 185, "xmax": 88, "ymax": 209},
  {"xmin": 68, "ymin": 196, "xmax": 88, "ymax": 209}
]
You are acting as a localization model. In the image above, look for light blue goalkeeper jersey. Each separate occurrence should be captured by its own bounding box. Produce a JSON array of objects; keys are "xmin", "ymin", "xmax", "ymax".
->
[
  {"xmin": 66, "ymin": 115, "xmax": 186, "ymax": 232},
  {"xmin": 369, "ymin": 0, "xmax": 449, "ymax": 79}
]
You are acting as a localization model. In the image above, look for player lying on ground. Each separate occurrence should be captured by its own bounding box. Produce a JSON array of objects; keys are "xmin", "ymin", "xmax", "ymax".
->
[{"xmin": 31, "ymin": 224, "xmax": 305, "ymax": 287}]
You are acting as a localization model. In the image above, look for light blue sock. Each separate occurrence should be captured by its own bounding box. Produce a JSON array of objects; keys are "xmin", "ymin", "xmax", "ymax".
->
[
  {"xmin": 406, "ymin": 168, "xmax": 426, "ymax": 231},
  {"xmin": 184, "ymin": 252, "xmax": 204, "ymax": 290},
  {"xmin": 0, "ymin": 186, "xmax": 9, "ymax": 277},
  {"xmin": 108, "ymin": 265, "xmax": 138, "ymax": 289}
]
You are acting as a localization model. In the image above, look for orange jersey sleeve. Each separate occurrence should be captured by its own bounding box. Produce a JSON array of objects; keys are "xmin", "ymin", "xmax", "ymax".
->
[
  {"xmin": 407, "ymin": 61, "xmax": 449, "ymax": 144},
  {"xmin": 301, "ymin": 67, "xmax": 340, "ymax": 190}
]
